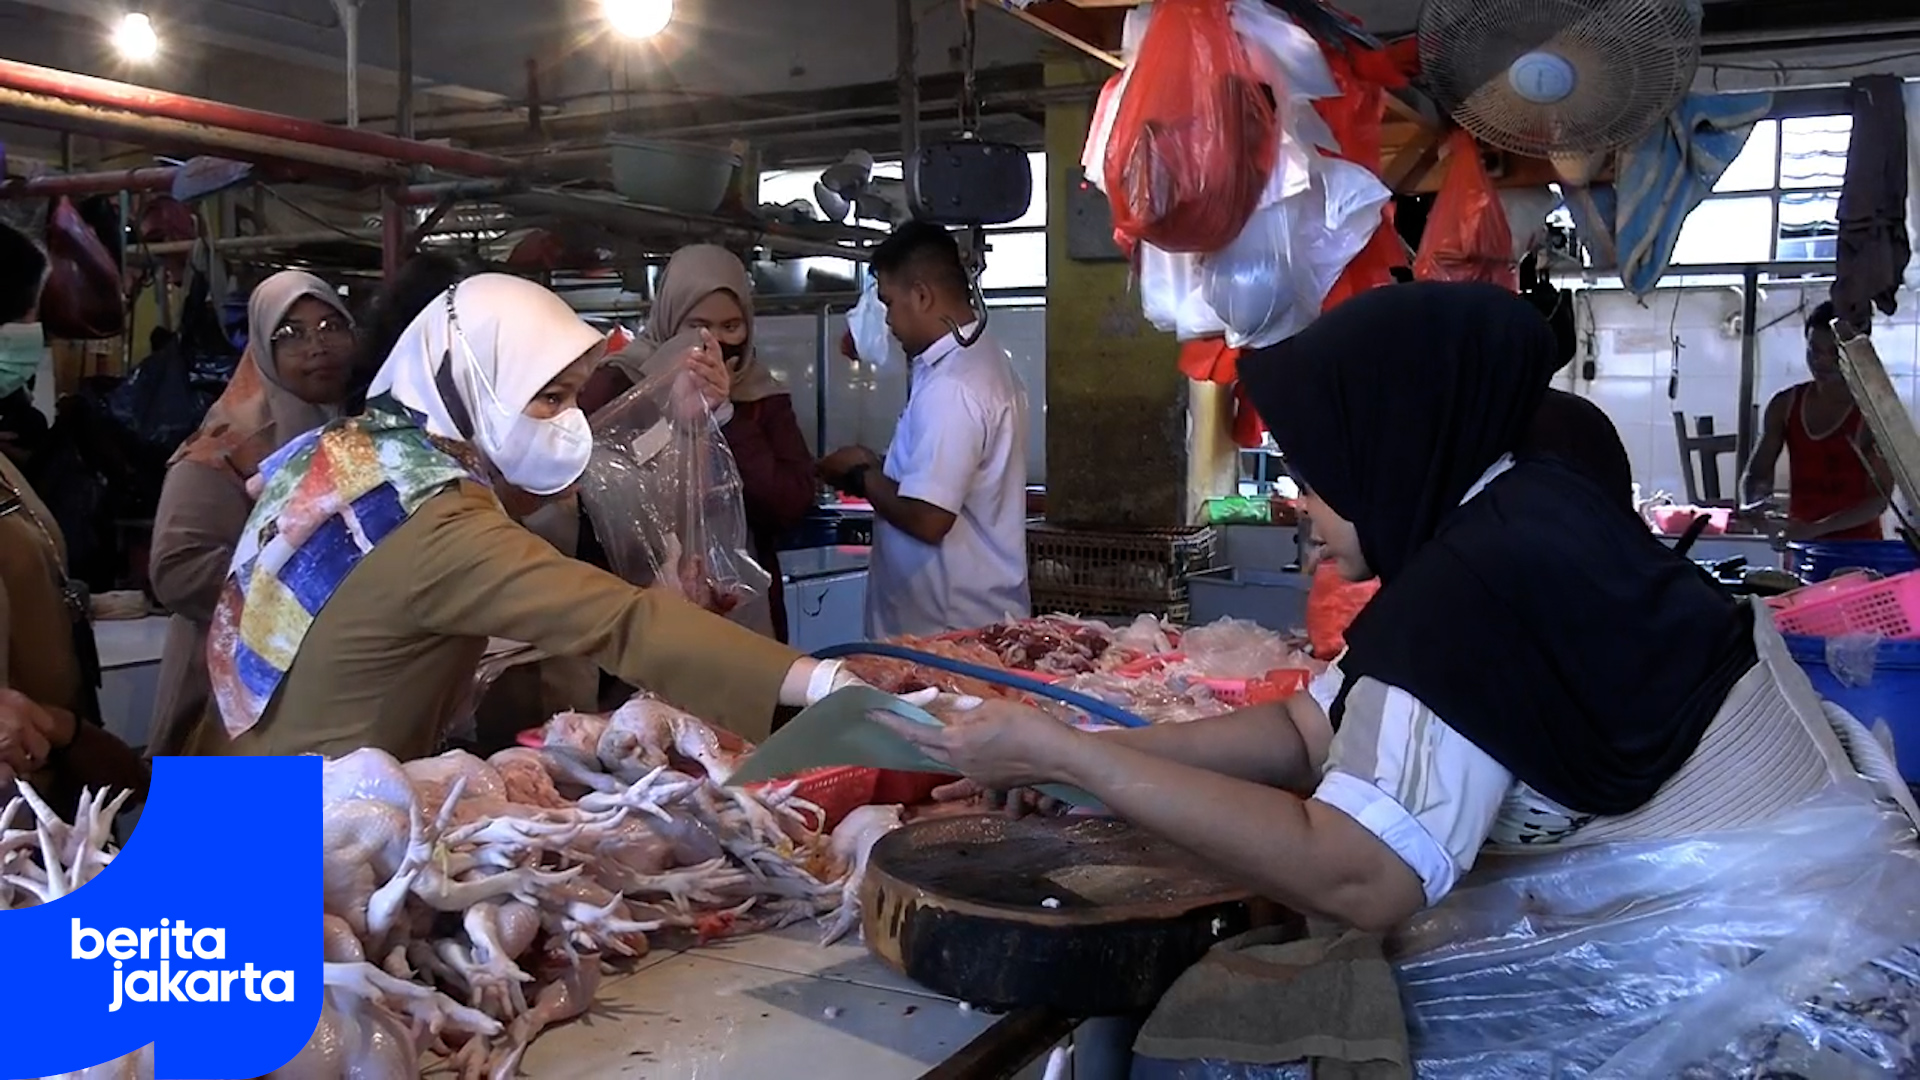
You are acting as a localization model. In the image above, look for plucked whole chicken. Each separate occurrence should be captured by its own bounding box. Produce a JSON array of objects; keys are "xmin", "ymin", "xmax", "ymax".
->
[{"xmin": 298, "ymin": 693, "xmax": 894, "ymax": 1078}]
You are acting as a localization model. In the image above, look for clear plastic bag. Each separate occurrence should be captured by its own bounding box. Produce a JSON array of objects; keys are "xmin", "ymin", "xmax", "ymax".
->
[
  {"xmin": 1136, "ymin": 786, "xmax": 1920, "ymax": 1080},
  {"xmin": 1176, "ymin": 618, "xmax": 1295, "ymax": 679},
  {"xmin": 578, "ymin": 366, "xmax": 771, "ymax": 617},
  {"xmin": 1828, "ymin": 633, "xmax": 1884, "ymax": 689},
  {"xmin": 1391, "ymin": 788, "xmax": 1920, "ymax": 1078}
]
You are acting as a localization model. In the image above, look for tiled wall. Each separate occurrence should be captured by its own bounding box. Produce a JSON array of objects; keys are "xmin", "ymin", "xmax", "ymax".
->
[
  {"xmin": 749, "ymin": 306, "xmax": 1050, "ymax": 484},
  {"xmin": 1564, "ymin": 283, "xmax": 1920, "ymax": 502}
]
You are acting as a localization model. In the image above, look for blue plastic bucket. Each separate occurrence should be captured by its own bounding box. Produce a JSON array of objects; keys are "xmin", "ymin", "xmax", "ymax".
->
[
  {"xmin": 1787, "ymin": 540, "xmax": 1919, "ymax": 583},
  {"xmin": 1783, "ymin": 633, "xmax": 1920, "ymax": 783}
]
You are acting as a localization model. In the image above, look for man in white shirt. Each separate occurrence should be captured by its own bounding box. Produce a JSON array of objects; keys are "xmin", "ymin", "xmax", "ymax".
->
[{"xmin": 818, "ymin": 222, "xmax": 1030, "ymax": 639}]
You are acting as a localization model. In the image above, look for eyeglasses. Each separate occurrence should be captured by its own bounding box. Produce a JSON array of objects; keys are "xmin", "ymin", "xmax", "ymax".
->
[{"xmin": 270, "ymin": 316, "xmax": 353, "ymax": 348}]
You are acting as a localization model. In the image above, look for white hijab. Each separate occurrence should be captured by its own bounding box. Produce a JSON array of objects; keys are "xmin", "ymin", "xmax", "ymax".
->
[{"xmin": 367, "ymin": 273, "xmax": 604, "ymax": 471}]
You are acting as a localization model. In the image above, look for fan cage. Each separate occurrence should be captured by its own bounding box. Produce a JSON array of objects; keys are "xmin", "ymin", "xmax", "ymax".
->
[{"xmin": 1419, "ymin": 0, "xmax": 1705, "ymax": 158}]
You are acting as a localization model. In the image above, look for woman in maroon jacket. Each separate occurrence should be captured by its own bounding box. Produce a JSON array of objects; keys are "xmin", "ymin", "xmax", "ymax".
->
[{"xmin": 580, "ymin": 245, "xmax": 817, "ymax": 642}]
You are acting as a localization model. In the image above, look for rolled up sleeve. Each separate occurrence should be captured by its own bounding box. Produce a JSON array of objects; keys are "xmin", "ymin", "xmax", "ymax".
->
[
  {"xmin": 403, "ymin": 485, "xmax": 803, "ymax": 741},
  {"xmin": 1311, "ymin": 676, "xmax": 1512, "ymax": 907},
  {"xmin": 889, "ymin": 381, "xmax": 986, "ymax": 516}
]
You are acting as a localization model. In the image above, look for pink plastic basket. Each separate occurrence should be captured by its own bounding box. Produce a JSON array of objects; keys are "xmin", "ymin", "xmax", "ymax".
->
[{"xmin": 1768, "ymin": 569, "xmax": 1920, "ymax": 640}]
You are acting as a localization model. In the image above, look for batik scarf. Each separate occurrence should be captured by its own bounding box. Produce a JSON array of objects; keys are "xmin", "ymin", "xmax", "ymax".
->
[{"xmin": 206, "ymin": 403, "xmax": 488, "ymax": 736}]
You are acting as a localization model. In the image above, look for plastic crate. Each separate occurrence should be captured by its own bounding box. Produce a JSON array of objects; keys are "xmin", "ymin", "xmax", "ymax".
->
[
  {"xmin": 1027, "ymin": 524, "xmax": 1219, "ymax": 613},
  {"xmin": 1769, "ymin": 569, "xmax": 1920, "ymax": 640},
  {"xmin": 1113, "ymin": 652, "xmax": 1310, "ymax": 706},
  {"xmin": 1030, "ymin": 592, "xmax": 1192, "ymax": 624},
  {"xmin": 750, "ymin": 766, "xmax": 877, "ymax": 832}
]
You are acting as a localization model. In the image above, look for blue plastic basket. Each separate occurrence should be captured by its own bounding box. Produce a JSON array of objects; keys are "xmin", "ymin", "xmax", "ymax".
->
[
  {"xmin": 1783, "ymin": 633, "xmax": 1920, "ymax": 783},
  {"xmin": 1787, "ymin": 540, "xmax": 1920, "ymax": 583}
]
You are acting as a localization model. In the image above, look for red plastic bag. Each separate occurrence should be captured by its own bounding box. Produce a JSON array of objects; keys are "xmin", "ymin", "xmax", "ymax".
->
[
  {"xmin": 1103, "ymin": 0, "xmax": 1278, "ymax": 254},
  {"xmin": 1305, "ymin": 563, "xmax": 1380, "ymax": 660},
  {"xmin": 1316, "ymin": 45, "xmax": 1410, "ymax": 311},
  {"xmin": 1412, "ymin": 130, "xmax": 1517, "ymax": 290},
  {"xmin": 39, "ymin": 196, "xmax": 124, "ymax": 340}
]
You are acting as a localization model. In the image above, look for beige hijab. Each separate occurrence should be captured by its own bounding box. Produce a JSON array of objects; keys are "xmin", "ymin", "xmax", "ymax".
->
[
  {"xmin": 168, "ymin": 270, "xmax": 351, "ymax": 477},
  {"xmin": 604, "ymin": 244, "xmax": 785, "ymax": 403}
]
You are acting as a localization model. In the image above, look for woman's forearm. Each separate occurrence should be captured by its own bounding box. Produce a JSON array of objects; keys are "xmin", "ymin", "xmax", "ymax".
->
[
  {"xmin": 1047, "ymin": 734, "xmax": 1425, "ymax": 932},
  {"xmin": 1100, "ymin": 704, "xmax": 1319, "ymax": 792}
]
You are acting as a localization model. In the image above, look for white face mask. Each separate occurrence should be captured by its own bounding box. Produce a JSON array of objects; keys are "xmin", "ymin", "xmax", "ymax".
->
[
  {"xmin": 489, "ymin": 407, "xmax": 594, "ymax": 496},
  {"xmin": 445, "ymin": 305, "xmax": 594, "ymax": 496}
]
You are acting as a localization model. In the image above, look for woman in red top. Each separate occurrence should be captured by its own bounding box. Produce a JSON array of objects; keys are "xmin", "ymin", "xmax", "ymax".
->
[
  {"xmin": 578, "ymin": 245, "xmax": 817, "ymax": 642},
  {"xmin": 1742, "ymin": 301, "xmax": 1893, "ymax": 542}
]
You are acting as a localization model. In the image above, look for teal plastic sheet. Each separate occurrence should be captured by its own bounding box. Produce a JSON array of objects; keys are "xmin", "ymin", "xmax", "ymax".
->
[{"xmin": 725, "ymin": 685, "xmax": 1102, "ymax": 809}]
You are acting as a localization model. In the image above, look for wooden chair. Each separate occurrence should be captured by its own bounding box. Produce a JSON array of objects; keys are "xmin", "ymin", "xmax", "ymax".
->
[{"xmin": 1673, "ymin": 412, "xmax": 1738, "ymax": 506}]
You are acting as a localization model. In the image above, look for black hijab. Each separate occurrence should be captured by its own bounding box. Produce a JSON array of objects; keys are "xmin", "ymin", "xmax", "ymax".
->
[{"xmin": 1242, "ymin": 282, "xmax": 1756, "ymax": 816}]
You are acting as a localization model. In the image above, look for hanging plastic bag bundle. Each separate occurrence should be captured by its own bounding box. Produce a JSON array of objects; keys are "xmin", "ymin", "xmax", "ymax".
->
[
  {"xmin": 578, "ymin": 365, "xmax": 772, "ymax": 618},
  {"xmin": 1102, "ymin": 0, "xmax": 1279, "ymax": 254},
  {"xmin": 1412, "ymin": 129, "xmax": 1519, "ymax": 290}
]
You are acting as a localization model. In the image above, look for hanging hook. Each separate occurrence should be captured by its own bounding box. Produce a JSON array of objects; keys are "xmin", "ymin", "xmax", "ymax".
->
[{"xmin": 944, "ymin": 224, "xmax": 989, "ymax": 348}]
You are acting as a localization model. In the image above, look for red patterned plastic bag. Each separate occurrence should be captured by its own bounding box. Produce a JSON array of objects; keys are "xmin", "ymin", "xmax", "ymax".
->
[{"xmin": 1103, "ymin": 0, "xmax": 1278, "ymax": 254}]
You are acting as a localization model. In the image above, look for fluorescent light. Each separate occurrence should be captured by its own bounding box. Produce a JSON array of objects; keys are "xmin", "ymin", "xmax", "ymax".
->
[
  {"xmin": 113, "ymin": 12, "xmax": 159, "ymax": 61},
  {"xmin": 602, "ymin": 0, "xmax": 672, "ymax": 39}
]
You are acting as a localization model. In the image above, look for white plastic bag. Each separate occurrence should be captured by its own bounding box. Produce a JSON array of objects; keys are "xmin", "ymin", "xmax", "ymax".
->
[
  {"xmin": 1231, "ymin": 0, "xmax": 1339, "ymax": 209},
  {"xmin": 1198, "ymin": 155, "xmax": 1390, "ymax": 350},
  {"xmin": 1139, "ymin": 242, "xmax": 1227, "ymax": 340},
  {"xmin": 846, "ymin": 274, "xmax": 906, "ymax": 370}
]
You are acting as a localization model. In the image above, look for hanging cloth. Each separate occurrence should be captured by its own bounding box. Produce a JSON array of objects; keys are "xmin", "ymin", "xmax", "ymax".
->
[
  {"xmin": 1612, "ymin": 91, "xmax": 1773, "ymax": 296},
  {"xmin": 1833, "ymin": 74, "xmax": 1910, "ymax": 329}
]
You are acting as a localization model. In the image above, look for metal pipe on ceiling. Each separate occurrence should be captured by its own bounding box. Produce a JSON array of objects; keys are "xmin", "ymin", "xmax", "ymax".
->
[
  {"xmin": 0, "ymin": 167, "xmax": 179, "ymax": 198},
  {"xmin": 397, "ymin": 0, "xmax": 416, "ymax": 141},
  {"xmin": 336, "ymin": 0, "xmax": 363, "ymax": 128},
  {"xmin": 898, "ymin": 0, "xmax": 920, "ymax": 164},
  {"xmin": 0, "ymin": 57, "xmax": 519, "ymax": 178},
  {"xmin": 0, "ymin": 84, "xmax": 408, "ymax": 178}
]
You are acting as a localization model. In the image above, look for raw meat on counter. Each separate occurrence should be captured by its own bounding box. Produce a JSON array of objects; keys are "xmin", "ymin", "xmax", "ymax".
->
[
  {"xmin": 855, "ymin": 616, "xmax": 1319, "ymax": 729},
  {"xmin": 303, "ymin": 694, "xmax": 905, "ymax": 1079}
]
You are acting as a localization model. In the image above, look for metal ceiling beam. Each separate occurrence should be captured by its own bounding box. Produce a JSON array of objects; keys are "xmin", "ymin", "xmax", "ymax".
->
[
  {"xmin": 0, "ymin": 57, "xmax": 519, "ymax": 178},
  {"xmin": 982, "ymin": 0, "xmax": 1125, "ymax": 70},
  {"xmin": 0, "ymin": 0, "xmax": 507, "ymax": 107},
  {"xmin": 434, "ymin": 64, "xmax": 1065, "ymax": 149}
]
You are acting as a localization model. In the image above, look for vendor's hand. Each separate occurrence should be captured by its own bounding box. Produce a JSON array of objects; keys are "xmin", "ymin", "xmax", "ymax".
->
[
  {"xmin": 928, "ymin": 777, "xmax": 1067, "ymax": 818},
  {"xmin": 817, "ymin": 446, "xmax": 881, "ymax": 487},
  {"xmin": 0, "ymin": 690, "xmax": 61, "ymax": 776},
  {"xmin": 245, "ymin": 472, "xmax": 266, "ymax": 500},
  {"xmin": 684, "ymin": 329, "xmax": 731, "ymax": 411},
  {"xmin": 1782, "ymin": 519, "xmax": 1822, "ymax": 543},
  {"xmin": 867, "ymin": 699, "xmax": 1082, "ymax": 793}
]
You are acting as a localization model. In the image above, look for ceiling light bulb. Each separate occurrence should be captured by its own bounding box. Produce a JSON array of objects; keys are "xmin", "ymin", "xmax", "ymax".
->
[
  {"xmin": 602, "ymin": 0, "xmax": 673, "ymax": 39},
  {"xmin": 114, "ymin": 13, "xmax": 159, "ymax": 61}
]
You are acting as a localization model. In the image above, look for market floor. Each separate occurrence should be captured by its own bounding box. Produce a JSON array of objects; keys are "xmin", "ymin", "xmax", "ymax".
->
[{"xmin": 518, "ymin": 925, "xmax": 1069, "ymax": 1078}]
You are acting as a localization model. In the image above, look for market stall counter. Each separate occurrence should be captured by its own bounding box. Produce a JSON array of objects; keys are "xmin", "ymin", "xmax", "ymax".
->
[{"xmin": 519, "ymin": 923, "xmax": 1075, "ymax": 1080}]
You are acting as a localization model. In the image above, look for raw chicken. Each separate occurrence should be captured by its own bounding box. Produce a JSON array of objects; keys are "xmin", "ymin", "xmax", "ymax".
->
[
  {"xmin": 596, "ymin": 695, "xmax": 743, "ymax": 784},
  {"xmin": 40, "ymin": 1044, "xmax": 153, "ymax": 1080},
  {"xmin": 818, "ymin": 805, "xmax": 905, "ymax": 946},
  {"xmin": 304, "ymin": 718, "xmax": 868, "ymax": 1077},
  {"xmin": 1, "ymin": 784, "xmax": 127, "ymax": 909}
]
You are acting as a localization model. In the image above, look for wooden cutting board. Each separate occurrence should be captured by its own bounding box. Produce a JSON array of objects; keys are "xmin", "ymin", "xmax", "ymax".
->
[{"xmin": 861, "ymin": 814, "xmax": 1288, "ymax": 1015}]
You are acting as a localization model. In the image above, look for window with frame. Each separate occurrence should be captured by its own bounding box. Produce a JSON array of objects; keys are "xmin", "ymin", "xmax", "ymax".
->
[
  {"xmin": 1668, "ymin": 115, "xmax": 1849, "ymax": 266},
  {"xmin": 756, "ymin": 153, "xmax": 1048, "ymax": 295}
]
